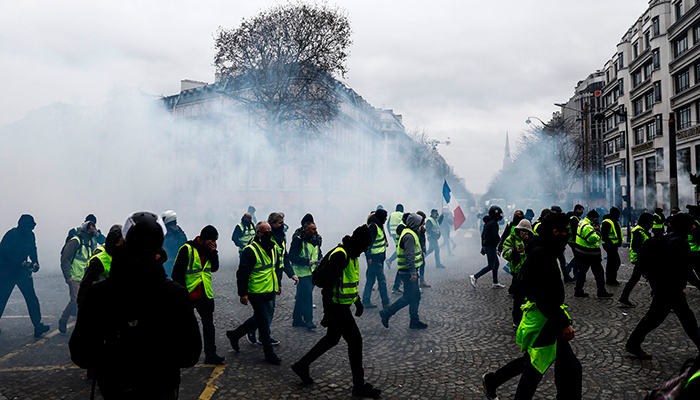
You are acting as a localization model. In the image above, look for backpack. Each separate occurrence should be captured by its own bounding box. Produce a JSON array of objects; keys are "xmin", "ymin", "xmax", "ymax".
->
[
  {"xmin": 64, "ymin": 227, "xmax": 79, "ymax": 246},
  {"xmin": 311, "ymin": 245, "xmax": 346, "ymax": 288}
]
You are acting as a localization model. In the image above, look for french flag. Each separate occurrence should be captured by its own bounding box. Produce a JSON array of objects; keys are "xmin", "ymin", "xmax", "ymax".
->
[{"xmin": 443, "ymin": 180, "xmax": 466, "ymax": 231}]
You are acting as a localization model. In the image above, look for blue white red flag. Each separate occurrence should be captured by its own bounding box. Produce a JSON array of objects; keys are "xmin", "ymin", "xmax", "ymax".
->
[{"xmin": 442, "ymin": 180, "xmax": 465, "ymax": 230}]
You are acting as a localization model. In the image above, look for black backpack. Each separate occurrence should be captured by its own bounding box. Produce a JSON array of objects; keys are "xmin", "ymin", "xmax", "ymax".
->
[{"xmin": 311, "ymin": 245, "xmax": 346, "ymax": 288}]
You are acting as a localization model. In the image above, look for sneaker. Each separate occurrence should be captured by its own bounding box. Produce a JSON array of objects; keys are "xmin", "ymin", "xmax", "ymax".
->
[
  {"xmin": 597, "ymin": 291, "xmax": 614, "ymax": 298},
  {"xmin": 420, "ymin": 281, "xmax": 432, "ymax": 288},
  {"xmin": 258, "ymin": 337, "xmax": 280, "ymax": 346},
  {"xmin": 492, "ymin": 283, "xmax": 506, "ymax": 289},
  {"xmin": 265, "ymin": 352, "xmax": 282, "ymax": 365},
  {"xmin": 203, "ymin": 353, "xmax": 226, "ymax": 365},
  {"xmin": 33, "ymin": 323, "xmax": 50, "ymax": 338},
  {"xmin": 246, "ymin": 332, "xmax": 258, "ymax": 345},
  {"xmin": 292, "ymin": 321, "xmax": 307, "ymax": 327},
  {"xmin": 469, "ymin": 275, "xmax": 477, "ymax": 288},
  {"xmin": 291, "ymin": 362, "xmax": 314, "ymax": 384},
  {"xmin": 305, "ymin": 322, "xmax": 317, "ymax": 330},
  {"xmin": 618, "ymin": 298, "xmax": 637, "ymax": 308},
  {"xmin": 58, "ymin": 319, "xmax": 67, "ymax": 334},
  {"xmin": 226, "ymin": 331, "xmax": 240, "ymax": 352},
  {"xmin": 363, "ymin": 303, "xmax": 378, "ymax": 309},
  {"xmin": 409, "ymin": 320, "xmax": 428, "ymax": 329},
  {"xmin": 482, "ymin": 372, "xmax": 499, "ymax": 400},
  {"xmin": 312, "ymin": 304, "xmax": 317, "ymax": 309},
  {"xmin": 391, "ymin": 288, "xmax": 403, "ymax": 294},
  {"xmin": 436, "ymin": 264, "xmax": 446, "ymax": 269},
  {"xmin": 574, "ymin": 291, "xmax": 589, "ymax": 298},
  {"xmin": 625, "ymin": 346, "xmax": 652, "ymax": 360},
  {"xmin": 379, "ymin": 309, "xmax": 390, "ymax": 329},
  {"xmin": 352, "ymin": 382, "xmax": 381, "ymax": 398}
]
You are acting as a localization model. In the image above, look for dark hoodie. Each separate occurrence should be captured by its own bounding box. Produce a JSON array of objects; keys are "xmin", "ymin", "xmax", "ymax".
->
[
  {"xmin": 320, "ymin": 225, "xmax": 371, "ymax": 312},
  {"xmin": 481, "ymin": 215, "xmax": 500, "ymax": 248},
  {"xmin": 69, "ymin": 247, "xmax": 201, "ymax": 398},
  {"xmin": 0, "ymin": 215, "xmax": 38, "ymax": 273},
  {"xmin": 163, "ymin": 223, "xmax": 187, "ymax": 272}
]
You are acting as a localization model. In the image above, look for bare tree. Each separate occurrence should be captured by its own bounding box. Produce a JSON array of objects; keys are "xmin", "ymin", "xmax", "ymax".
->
[{"xmin": 213, "ymin": 2, "xmax": 352, "ymax": 148}]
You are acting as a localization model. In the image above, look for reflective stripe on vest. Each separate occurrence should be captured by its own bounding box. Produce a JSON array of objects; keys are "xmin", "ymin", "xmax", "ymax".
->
[
  {"xmin": 629, "ymin": 226, "xmax": 649, "ymax": 263},
  {"xmin": 685, "ymin": 369, "xmax": 700, "ymax": 389},
  {"xmin": 182, "ymin": 244, "xmax": 213, "ymax": 299},
  {"xmin": 397, "ymin": 228, "xmax": 424, "ymax": 270},
  {"xmin": 88, "ymin": 246, "xmax": 112, "ymax": 277},
  {"xmin": 330, "ymin": 247, "xmax": 359, "ymax": 304},
  {"xmin": 368, "ymin": 223, "xmax": 386, "ymax": 255},
  {"xmin": 292, "ymin": 241, "xmax": 320, "ymax": 278},
  {"xmin": 602, "ymin": 219, "xmax": 621, "ymax": 245},
  {"xmin": 653, "ymin": 214, "xmax": 664, "ymax": 230},
  {"xmin": 237, "ymin": 223, "xmax": 255, "ymax": 248},
  {"xmin": 246, "ymin": 241, "xmax": 278, "ymax": 294},
  {"xmin": 428, "ymin": 217, "xmax": 440, "ymax": 235},
  {"xmin": 502, "ymin": 233, "xmax": 526, "ymax": 274},
  {"xmin": 272, "ymin": 236, "xmax": 286, "ymax": 269},
  {"xmin": 575, "ymin": 218, "xmax": 600, "ymax": 250},
  {"xmin": 69, "ymin": 236, "xmax": 96, "ymax": 281},
  {"xmin": 388, "ymin": 212, "xmax": 403, "ymax": 240},
  {"xmin": 568, "ymin": 216, "xmax": 580, "ymax": 243},
  {"xmin": 688, "ymin": 234, "xmax": 700, "ymax": 252},
  {"xmin": 532, "ymin": 221, "xmax": 541, "ymax": 236}
]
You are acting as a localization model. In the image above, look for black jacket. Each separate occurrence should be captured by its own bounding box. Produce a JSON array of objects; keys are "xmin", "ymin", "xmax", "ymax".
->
[
  {"xmin": 171, "ymin": 237, "xmax": 219, "ymax": 291},
  {"xmin": 289, "ymin": 230, "xmax": 323, "ymax": 267},
  {"xmin": 645, "ymin": 233, "xmax": 693, "ymax": 295},
  {"xmin": 481, "ymin": 215, "xmax": 500, "ymax": 248},
  {"xmin": 364, "ymin": 215, "xmax": 387, "ymax": 262},
  {"xmin": 237, "ymin": 238, "xmax": 276, "ymax": 297},
  {"xmin": 69, "ymin": 249, "xmax": 201, "ymax": 398},
  {"xmin": 0, "ymin": 225, "xmax": 38, "ymax": 273}
]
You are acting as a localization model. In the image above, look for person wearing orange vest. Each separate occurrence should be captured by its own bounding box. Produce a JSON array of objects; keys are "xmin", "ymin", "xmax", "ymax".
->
[{"xmin": 172, "ymin": 225, "xmax": 225, "ymax": 365}]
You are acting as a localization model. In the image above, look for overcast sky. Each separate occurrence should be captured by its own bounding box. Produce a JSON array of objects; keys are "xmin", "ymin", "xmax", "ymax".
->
[{"xmin": 1, "ymin": 0, "xmax": 648, "ymax": 193}]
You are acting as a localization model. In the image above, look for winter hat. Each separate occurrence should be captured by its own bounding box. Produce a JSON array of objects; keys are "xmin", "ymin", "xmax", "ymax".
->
[
  {"xmin": 300, "ymin": 213, "xmax": 315, "ymax": 227},
  {"xmin": 610, "ymin": 207, "xmax": 621, "ymax": 218},
  {"xmin": 515, "ymin": 219, "xmax": 533, "ymax": 234},
  {"xmin": 18, "ymin": 214, "xmax": 36, "ymax": 229},
  {"xmin": 375, "ymin": 209, "xmax": 388, "ymax": 222},
  {"xmin": 550, "ymin": 205, "xmax": 563, "ymax": 213},
  {"xmin": 586, "ymin": 209, "xmax": 600, "ymax": 219},
  {"xmin": 524, "ymin": 209, "xmax": 535, "ymax": 221},
  {"xmin": 200, "ymin": 225, "xmax": 219, "ymax": 241},
  {"xmin": 350, "ymin": 225, "xmax": 372, "ymax": 253},
  {"xmin": 396, "ymin": 204, "xmax": 404, "ymax": 212},
  {"xmin": 85, "ymin": 214, "xmax": 97, "ymax": 224},
  {"xmin": 162, "ymin": 210, "xmax": 177, "ymax": 225}
]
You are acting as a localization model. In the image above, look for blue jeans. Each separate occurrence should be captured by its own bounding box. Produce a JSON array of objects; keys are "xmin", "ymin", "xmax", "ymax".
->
[
  {"xmin": 385, "ymin": 274, "xmax": 421, "ymax": 321},
  {"xmin": 293, "ymin": 276, "xmax": 314, "ymax": 325},
  {"xmin": 363, "ymin": 259, "xmax": 389, "ymax": 307},
  {"xmin": 475, "ymin": 247, "xmax": 499, "ymax": 283},
  {"xmin": 231, "ymin": 294, "xmax": 274, "ymax": 350}
]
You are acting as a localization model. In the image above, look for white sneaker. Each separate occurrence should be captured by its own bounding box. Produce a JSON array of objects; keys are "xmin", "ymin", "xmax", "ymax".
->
[
  {"xmin": 492, "ymin": 283, "xmax": 506, "ymax": 289},
  {"xmin": 469, "ymin": 275, "xmax": 476, "ymax": 288}
]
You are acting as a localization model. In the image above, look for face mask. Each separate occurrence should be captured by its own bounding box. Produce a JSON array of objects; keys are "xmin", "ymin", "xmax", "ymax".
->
[
  {"xmin": 513, "ymin": 216, "xmax": 523, "ymax": 224},
  {"xmin": 272, "ymin": 225, "xmax": 284, "ymax": 236},
  {"xmin": 260, "ymin": 232, "xmax": 274, "ymax": 249},
  {"xmin": 575, "ymin": 211, "xmax": 583, "ymax": 217}
]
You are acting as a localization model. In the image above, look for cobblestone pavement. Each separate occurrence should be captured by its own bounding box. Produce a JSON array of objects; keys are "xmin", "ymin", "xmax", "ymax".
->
[{"xmin": 0, "ymin": 232, "xmax": 698, "ymax": 399}]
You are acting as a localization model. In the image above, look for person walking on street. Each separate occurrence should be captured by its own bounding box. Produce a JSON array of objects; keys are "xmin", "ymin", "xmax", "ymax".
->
[
  {"xmin": 59, "ymin": 220, "xmax": 98, "ymax": 334},
  {"xmin": 481, "ymin": 212, "xmax": 582, "ymax": 400},
  {"xmin": 652, "ymin": 208, "xmax": 666, "ymax": 238},
  {"xmin": 625, "ymin": 213, "xmax": 700, "ymax": 360},
  {"xmin": 0, "ymin": 215, "xmax": 50, "ymax": 337},
  {"xmin": 565, "ymin": 204, "xmax": 585, "ymax": 281},
  {"xmin": 232, "ymin": 213, "xmax": 255, "ymax": 255},
  {"xmin": 601, "ymin": 207, "xmax": 623, "ymax": 286},
  {"xmin": 77, "ymin": 225, "xmax": 123, "ymax": 307},
  {"xmin": 471, "ymin": 205, "xmax": 505, "ymax": 288},
  {"xmin": 290, "ymin": 219, "xmax": 322, "ymax": 329},
  {"xmin": 380, "ymin": 213, "xmax": 428, "ymax": 329},
  {"xmin": 391, "ymin": 213, "xmax": 409, "ymax": 294},
  {"xmin": 440, "ymin": 206, "xmax": 456, "ymax": 256},
  {"xmin": 425, "ymin": 209, "xmax": 445, "ymax": 268},
  {"xmin": 502, "ymin": 219, "xmax": 534, "ymax": 326},
  {"xmin": 172, "ymin": 225, "xmax": 225, "ymax": 365},
  {"xmin": 162, "ymin": 210, "xmax": 187, "ymax": 279},
  {"xmin": 362, "ymin": 209, "xmax": 391, "ymax": 309},
  {"xmin": 618, "ymin": 213, "xmax": 653, "ymax": 307},
  {"xmin": 386, "ymin": 204, "xmax": 404, "ymax": 267},
  {"xmin": 573, "ymin": 210, "xmax": 613, "ymax": 299},
  {"xmin": 291, "ymin": 225, "xmax": 381, "ymax": 398},
  {"xmin": 498, "ymin": 209, "xmax": 524, "ymax": 274},
  {"xmin": 227, "ymin": 222, "xmax": 283, "ymax": 365},
  {"xmin": 65, "ymin": 214, "xmax": 106, "ymax": 245}
]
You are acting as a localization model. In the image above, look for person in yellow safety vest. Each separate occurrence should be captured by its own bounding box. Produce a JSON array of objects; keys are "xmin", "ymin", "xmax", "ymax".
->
[
  {"xmin": 380, "ymin": 213, "xmax": 429, "ymax": 329},
  {"xmin": 601, "ymin": 207, "xmax": 624, "ymax": 286},
  {"xmin": 481, "ymin": 212, "xmax": 582, "ymax": 400},
  {"xmin": 652, "ymin": 207, "xmax": 666, "ymax": 238},
  {"xmin": 425, "ymin": 209, "xmax": 446, "ymax": 269},
  {"xmin": 77, "ymin": 224, "xmax": 124, "ymax": 308},
  {"xmin": 232, "ymin": 212, "xmax": 255, "ymax": 254},
  {"xmin": 362, "ymin": 209, "xmax": 390, "ymax": 309},
  {"xmin": 59, "ymin": 220, "xmax": 98, "ymax": 334},
  {"xmin": 573, "ymin": 209, "xmax": 613, "ymax": 299},
  {"xmin": 171, "ymin": 225, "xmax": 225, "ymax": 365},
  {"xmin": 531, "ymin": 208, "xmax": 551, "ymax": 237},
  {"xmin": 686, "ymin": 205, "xmax": 700, "ymax": 290},
  {"xmin": 391, "ymin": 213, "xmax": 410, "ymax": 293},
  {"xmin": 565, "ymin": 204, "xmax": 585, "ymax": 283},
  {"xmin": 292, "ymin": 225, "xmax": 382, "ymax": 398},
  {"xmin": 227, "ymin": 222, "xmax": 283, "ymax": 365},
  {"xmin": 290, "ymin": 220, "xmax": 323, "ymax": 329},
  {"xmin": 386, "ymin": 204, "xmax": 404, "ymax": 267},
  {"xmin": 502, "ymin": 219, "xmax": 534, "ymax": 326},
  {"xmin": 618, "ymin": 212, "xmax": 653, "ymax": 307},
  {"xmin": 498, "ymin": 209, "xmax": 524, "ymax": 255}
]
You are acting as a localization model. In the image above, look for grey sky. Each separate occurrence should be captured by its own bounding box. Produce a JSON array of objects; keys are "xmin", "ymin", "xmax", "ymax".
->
[{"xmin": 0, "ymin": 0, "xmax": 647, "ymax": 193}]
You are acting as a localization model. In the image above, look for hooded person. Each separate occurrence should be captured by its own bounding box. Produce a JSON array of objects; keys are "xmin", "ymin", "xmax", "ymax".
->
[
  {"xmin": 380, "ymin": 213, "xmax": 428, "ymax": 329},
  {"xmin": 573, "ymin": 209, "xmax": 613, "ymax": 298},
  {"xmin": 618, "ymin": 212, "xmax": 654, "ymax": 307},
  {"xmin": 232, "ymin": 213, "xmax": 255, "ymax": 254},
  {"xmin": 440, "ymin": 206, "xmax": 456, "ymax": 256},
  {"xmin": 652, "ymin": 207, "xmax": 666, "ymax": 238},
  {"xmin": 292, "ymin": 225, "xmax": 381, "ymax": 399},
  {"xmin": 162, "ymin": 210, "xmax": 187, "ymax": 279},
  {"xmin": 502, "ymin": 219, "xmax": 535, "ymax": 325},
  {"xmin": 289, "ymin": 217, "xmax": 323, "ymax": 329},
  {"xmin": 471, "ymin": 206, "xmax": 504, "ymax": 288},
  {"xmin": 524, "ymin": 209, "xmax": 535, "ymax": 223},
  {"xmin": 565, "ymin": 204, "xmax": 585, "ymax": 281},
  {"xmin": 601, "ymin": 207, "xmax": 623, "ymax": 286},
  {"xmin": 70, "ymin": 211, "xmax": 202, "ymax": 400},
  {"xmin": 77, "ymin": 224, "xmax": 124, "ymax": 308},
  {"xmin": 0, "ymin": 214, "xmax": 50, "ymax": 337},
  {"xmin": 362, "ymin": 209, "xmax": 390, "ymax": 309}
]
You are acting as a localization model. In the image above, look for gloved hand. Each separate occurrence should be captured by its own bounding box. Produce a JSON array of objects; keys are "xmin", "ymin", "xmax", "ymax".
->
[
  {"xmin": 480, "ymin": 247, "xmax": 486, "ymax": 256},
  {"xmin": 354, "ymin": 301, "xmax": 364, "ymax": 317},
  {"xmin": 320, "ymin": 312, "xmax": 334, "ymax": 327}
]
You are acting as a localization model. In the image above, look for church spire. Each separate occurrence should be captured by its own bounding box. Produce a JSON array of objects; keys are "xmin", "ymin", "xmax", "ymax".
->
[{"xmin": 503, "ymin": 132, "xmax": 511, "ymax": 170}]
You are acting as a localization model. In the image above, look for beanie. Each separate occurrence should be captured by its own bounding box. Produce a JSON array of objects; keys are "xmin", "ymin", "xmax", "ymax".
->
[{"xmin": 200, "ymin": 225, "xmax": 219, "ymax": 241}]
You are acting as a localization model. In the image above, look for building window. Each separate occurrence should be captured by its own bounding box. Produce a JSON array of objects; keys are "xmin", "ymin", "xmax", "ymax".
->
[
  {"xmin": 696, "ymin": 63, "xmax": 700, "ymax": 83},
  {"xmin": 678, "ymin": 147, "xmax": 692, "ymax": 175},
  {"xmin": 676, "ymin": 1, "xmax": 684, "ymax": 21},
  {"xmin": 606, "ymin": 140, "xmax": 614, "ymax": 155},
  {"xmin": 645, "ymin": 31, "xmax": 651, "ymax": 48},
  {"xmin": 633, "ymin": 70, "xmax": 642, "ymax": 87},
  {"xmin": 678, "ymin": 105, "xmax": 692, "ymax": 129},
  {"xmin": 676, "ymin": 68, "xmax": 690, "ymax": 93},
  {"xmin": 645, "ymin": 91, "xmax": 655, "ymax": 110},
  {"xmin": 656, "ymin": 114, "xmax": 663, "ymax": 136},
  {"xmin": 654, "ymin": 81, "xmax": 662, "ymax": 102},
  {"xmin": 695, "ymin": 23, "xmax": 700, "ymax": 44},
  {"xmin": 620, "ymin": 131, "xmax": 626, "ymax": 147},
  {"xmin": 635, "ymin": 126, "xmax": 645, "ymax": 144},
  {"xmin": 647, "ymin": 120, "xmax": 657, "ymax": 140},
  {"xmin": 604, "ymin": 93, "xmax": 612, "ymax": 107},
  {"xmin": 656, "ymin": 148, "xmax": 664, "ymax": 170},
  {"xmin": 619, "ymin": 78, "xmax": 625, "ymax": 95},
  {"xmin": 633, "ymin": 42, "xmax": 639, "ymax": 58},
  {"xmin": 675, "ymin": 33, "xmax": 688, "ymax": 58},
  {"xmin": 634, "ymin": 98, "xmax": 644, "ymax": 116},
  {"xmin": 644, "ymin": 62, "xmax": 653, "ymax": 80},
  {"xmin": 652, "ymin": 49, "xmax": 660, "ymax": 69},
  {"xmin": 653, "ymin": 17, "xmax": 660, "ymax": 36},
  {"xmin": 618, "ymin": 53, "xmax": 624, "ymax": 68},
  {"xmin": 606, "ymin": 116, "xmax": 614, "ymax": 131},
  {"xmin": 635, "ymin": 159, "xmax": 644, "ymax": 186}
]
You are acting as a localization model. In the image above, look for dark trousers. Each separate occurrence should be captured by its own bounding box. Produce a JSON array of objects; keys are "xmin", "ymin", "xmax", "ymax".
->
[
  {"xmin": 293, "ymin": 276, "xmax": 314, "ymax": 325},
  {"xmin": 557, "ymin": 251, "xmax": 569, "ymax": 279},
  {"xmin": 362, "ymin": 260, "xmax": 389, "ymax": 307},
  {"xmin": 566, "ymin": 244, "xmax": 578, "ymax": 280},
  {"xmin": 511, "ymin": 274, "xmax": 525, "ymax": 325},
  {"xmin": 604, "ymin": 245, "xmax": 621, "ymax": 283},
  {"xmin": 60, "ymin": 279, "xmax": 81, "ymax": 324},
  {"xmin": 297, "ymin": 304, "xmax": 364, "ymax": 387},
  {"xmin": 626, "ymin": 292, "xmax": 700, "ymax": 351},
  {"xmin": 192, "ymin": 297, "xmax": 217, "ymax": 356},
  {"xmin": 619, "ymin": 262, "xmax": 643, "ymax": 301},
  {"xmin": 513, "ymin": 340, "xmax": 582, "ymax": 400},
  {"xmin": 231, "ymin": 295, "xmax": 274, "ymax": 351},
  {"xmin": 392, "ymin": 269, "xmax": 402, "ymax": 291},
  {"xmin": 475, "ymin": 247, "xmax": 499, "ymax": 283},
  {"xmin": 0, "ymin": 269, "xmax": 42, "ymax": 327},
  {"xmin": 425, "ymin": 237, "xmax": 442, "ymax": 267},
  {"xmin": 574, "ymin": 253, "xmax": 606, "ymax": 294},
  {"xmin": 385, "ymin": 274, "xmax": 421, "ymax": 321}
]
